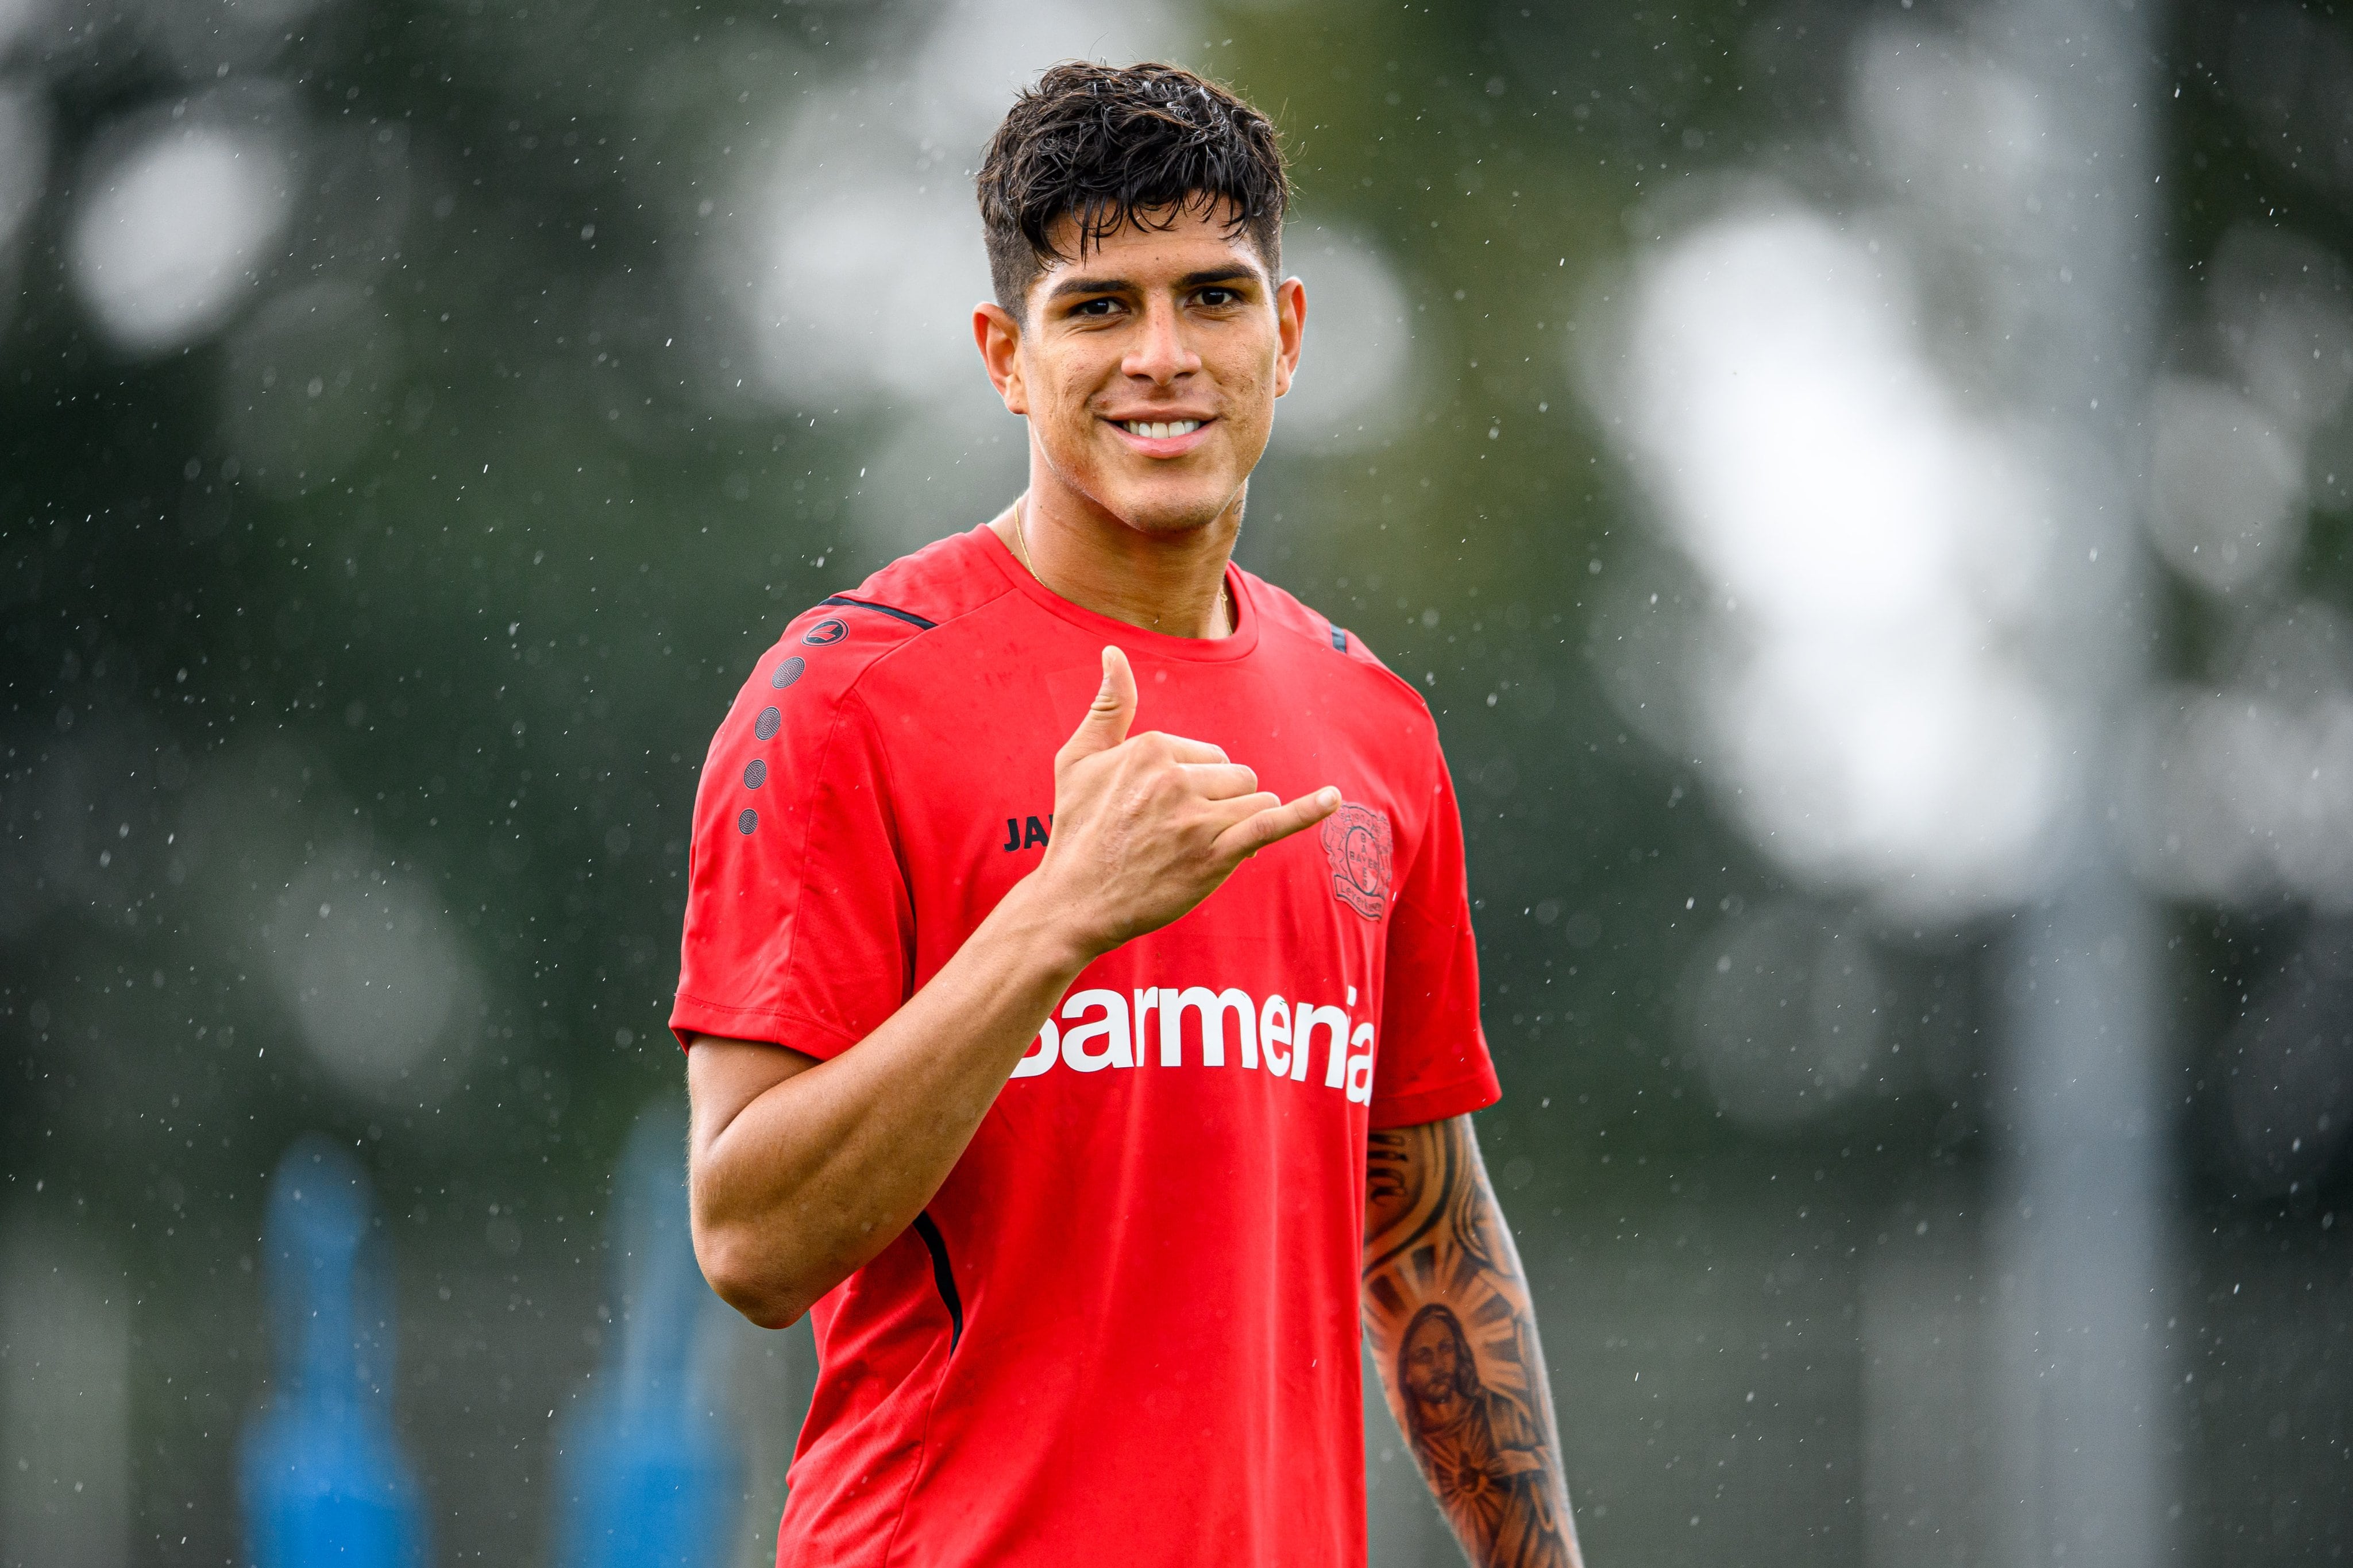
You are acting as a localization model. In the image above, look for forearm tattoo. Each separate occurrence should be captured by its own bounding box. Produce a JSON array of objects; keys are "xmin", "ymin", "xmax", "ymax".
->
[{"xmin": 1364, "ymin": 1118, "xmax": 1581, "ymax": 1568}]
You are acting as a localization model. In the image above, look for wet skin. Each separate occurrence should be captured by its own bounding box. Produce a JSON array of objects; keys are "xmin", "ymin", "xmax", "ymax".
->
[{"xmin": 973, "ymin": 201, "xmax": 1307, "ymax": 639}]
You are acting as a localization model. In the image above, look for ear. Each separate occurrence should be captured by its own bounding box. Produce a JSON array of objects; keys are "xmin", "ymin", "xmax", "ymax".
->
[
  {"xmin": 1271, "ymin": 275, "xmax": 1306, "ymax": 399},
  {"xmin": 974, "ymin": 302, "xmax": 1030, "ymax": 416}
]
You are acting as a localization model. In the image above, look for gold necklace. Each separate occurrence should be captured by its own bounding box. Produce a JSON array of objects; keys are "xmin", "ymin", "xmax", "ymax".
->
[{"xmin": 1013, "ymin": 497, "xmax": 1234, "ymax": 637}]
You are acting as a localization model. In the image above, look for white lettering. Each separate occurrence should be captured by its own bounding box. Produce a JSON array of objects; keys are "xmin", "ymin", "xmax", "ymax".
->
[
  {"xmin": 1259, "ymin": 995, "xmax": 1291, "ymax": 1076},
  {"xmin": 1060, "ymin": 989, "xmax": 1132, "ymax": 1072},
  {"xmin": 1345, "ymin": 1021, "xmax": 1376, "ymax": 1104},
  {"xmin": 1001, "ymin": 983, "xmax": 1373, "ymax": 1102},
  {"xmin": 1132, "ymin": 987, "xmax": 1159, "ymax": 1065},
  {"xmin": 1162, "ymin": 986, "xmax": 1257, "ymax": 1068},
  {"xmin": 1298, "ymin": 1003, "xmax": 1351, "ymax": 1088},
  {"xmin": 1010, "ymin": 1019, "xmax": 1059, "ymax": 1079}
]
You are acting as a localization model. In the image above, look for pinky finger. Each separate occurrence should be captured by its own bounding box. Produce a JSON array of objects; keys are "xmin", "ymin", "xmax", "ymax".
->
[{"xmin": 1214, "ymin": 786, "xmax": 1342, "ymax": 862}]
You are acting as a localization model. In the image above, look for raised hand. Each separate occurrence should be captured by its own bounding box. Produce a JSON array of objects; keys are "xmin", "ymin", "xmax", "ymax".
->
[
  {"xmin": 1036, "ymin": 645, "xmax": 1338, "ymax": 959},
  {"xmin": 690, "ymin": 647, "xmax": 1340, "ymax": 1330}
]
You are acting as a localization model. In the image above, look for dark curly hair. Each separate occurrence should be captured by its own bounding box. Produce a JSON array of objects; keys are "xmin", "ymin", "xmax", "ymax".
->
[{"xmin": 975, "ymin": 60, "xmax": 1289, "ymax": 320}]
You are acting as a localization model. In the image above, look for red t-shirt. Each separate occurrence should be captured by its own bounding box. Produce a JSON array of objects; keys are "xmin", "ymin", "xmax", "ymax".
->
[{"xmin": 672, "ymin": 525, "xmax": 1499, "ymax": 1567}]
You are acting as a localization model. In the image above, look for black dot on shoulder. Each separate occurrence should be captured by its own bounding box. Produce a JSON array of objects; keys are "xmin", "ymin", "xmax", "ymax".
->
[
  {"xmin": 738, "ymin": 808, "xmax": 758, "ymax": 835},
  {"xmin": 743, "ymin": 758, "xmax": 766, "ymax": 789},
  {"xmin": 754, "ymin": 705, "xmax": 781, "ymax": 740},
  {"xmin": 772, "ymin": 655, "xmax": 806, "ymax": 689}
]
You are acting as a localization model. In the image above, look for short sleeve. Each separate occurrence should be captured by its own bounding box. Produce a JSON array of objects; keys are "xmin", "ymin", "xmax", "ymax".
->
[
  {"xmin": 1367, "ymin": 747, "xmax": 1501, "ymax": 1129},
  {"xmin": 670, "ymin": 639, "xmax": 913, "ymax": 1058}
]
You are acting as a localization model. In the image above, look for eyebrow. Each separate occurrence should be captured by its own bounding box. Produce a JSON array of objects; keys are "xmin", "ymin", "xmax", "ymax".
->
[{"xmin": 1046, "ymin": 266, "xmax": 1263, "ymax": 303}]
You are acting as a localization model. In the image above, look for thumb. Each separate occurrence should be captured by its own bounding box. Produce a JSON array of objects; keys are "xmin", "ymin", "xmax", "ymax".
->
[{"xmin": 1063, "ymin": 645, "xmax": 1136, "ymax": 759}]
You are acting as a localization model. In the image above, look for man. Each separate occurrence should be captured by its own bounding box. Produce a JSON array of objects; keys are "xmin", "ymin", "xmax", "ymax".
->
[
  {"xmin": 675, "ymin": 60, "xmax": 1584, "ymax": 1568},
  {"xmin": 1395, "ymin": 1304, "xmax": 1570, "ymax": 1567}
]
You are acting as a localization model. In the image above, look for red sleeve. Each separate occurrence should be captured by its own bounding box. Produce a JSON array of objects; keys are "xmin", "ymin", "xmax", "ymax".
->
[
  {"xmin": 1367, "ymin": 744, "xmax": 1501, "ymax": 1129},
  {"xmin": 670, "ymin": 640, "xmax": 912, "ymax": 1058}
]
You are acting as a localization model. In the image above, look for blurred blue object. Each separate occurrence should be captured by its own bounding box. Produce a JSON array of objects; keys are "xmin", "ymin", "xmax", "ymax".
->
[
  {"xmin": 551, "ymin": 1101, "xmax": 739, "ymax": 1568},
  {"xmin": 240, "ymin": 1135, "xmax": 427, "ymax": 1568}
]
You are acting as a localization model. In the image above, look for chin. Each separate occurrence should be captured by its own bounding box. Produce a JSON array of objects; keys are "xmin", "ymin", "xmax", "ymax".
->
[
  {"xmin": 1039, "ymin": 431, "xmax": 1248, "ymax": 535},
  {"xmin": 1085, "ymin": 465, "xmax": 1245, "ymax": 535},
  {"xmin": 1108, "ymin": 491, "xmax": 1235, "ymax": 536}
]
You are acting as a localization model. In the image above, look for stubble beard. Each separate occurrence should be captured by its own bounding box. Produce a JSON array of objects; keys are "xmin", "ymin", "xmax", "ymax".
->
[{"xmin": 1035, "ymin": 422, "xmax": 1249, "ymax": 540}]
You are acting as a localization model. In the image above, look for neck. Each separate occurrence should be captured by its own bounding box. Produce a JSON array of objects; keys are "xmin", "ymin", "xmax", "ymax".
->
[{"xmin": 992, "ymin": 463, "xmax": 1241, "ymax": 640}]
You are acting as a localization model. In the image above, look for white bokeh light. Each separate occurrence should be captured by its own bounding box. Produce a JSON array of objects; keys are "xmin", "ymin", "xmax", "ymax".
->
[
  {"xmin": 2146, "ymin": 374, "xmax": 2305, "ymax": 597},
  {"xmin": 898, "ymin": 0, "xmax": 1189, "ymax": 152},
  {"xmin": 2124, "ymin": 226, "xmax": 2353, "ymax": 901},
  {"xmin": 1276, "ymin": 222, "xmax": 1417, "ymax": 453},
  {"xmin": 260, "ymin": 852, "xmax": 481, "ymax": 1108},
  {"xmin": 1711, "ymin": 631, "xmax": 2056, "ymax": 904},
  {"xmin": 727, "ymin": 91, "xmax": 990, "ymax": 411},
  {"xmin": 0, "ymin": 0, "xmax": 46, "ymax": 57},
  {"xmin": 2209, "ymin": 225, "xmax": 2353, "ymax": 439},
  {"xmin": 68, "ymin": 121, "xmax": 291, "ymax": 354},
  {"xmin": 2131, "ymin": 601, "xmax": 2353, "ymax": 910},
  {"xmin": 1849, "ymin": 31, "xmax": 2043, "ymax": 244},
  {"xmin": 711, "ymin": 0, "xmax": 1187, "ymax": 415},
  {"xmin": 1587, "ymin": 198, "xmax": 2059, "ymax": 915}
]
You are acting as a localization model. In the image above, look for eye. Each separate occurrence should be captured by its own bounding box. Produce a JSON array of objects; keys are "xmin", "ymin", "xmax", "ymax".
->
[
  {"xmin": 1196, "ymin": 287, "xmax": 1242, "ymax": 307},
  {"xmin": 1070, "ymin": 296, "xmax": 1122, "ymax": 318}
]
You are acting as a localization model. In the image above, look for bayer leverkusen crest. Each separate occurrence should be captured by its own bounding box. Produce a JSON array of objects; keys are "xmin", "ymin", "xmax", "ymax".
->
[{"xmin": 1321, "ymin": 802, "xmax": 1392, "ymax": 920}]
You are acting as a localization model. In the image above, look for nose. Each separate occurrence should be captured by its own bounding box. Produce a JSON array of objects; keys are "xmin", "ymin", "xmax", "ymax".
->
[{"xmin": 1121, "ymin": 294, "xmax": 1201, "ymax": 386}]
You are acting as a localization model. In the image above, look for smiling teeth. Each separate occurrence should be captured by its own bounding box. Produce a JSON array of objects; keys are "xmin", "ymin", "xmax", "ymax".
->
[{"xmin": 1122, "ymin": 420, "xmax": 1201, "ymax": 439}]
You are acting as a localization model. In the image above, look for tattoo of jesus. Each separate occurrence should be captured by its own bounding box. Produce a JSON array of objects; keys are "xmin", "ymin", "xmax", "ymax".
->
[{"xmin": 1364, "ymin": 1117, "xmax": 1582, "ymax": 1568}]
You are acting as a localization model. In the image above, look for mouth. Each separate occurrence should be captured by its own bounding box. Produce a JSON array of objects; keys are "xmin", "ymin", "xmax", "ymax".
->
[{"xmin": 1105, "ymin": 415, "xmax": 1214, "ymax": 456}]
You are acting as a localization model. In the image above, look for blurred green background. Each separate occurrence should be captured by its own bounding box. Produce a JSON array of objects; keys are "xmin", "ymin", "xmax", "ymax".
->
[{"xmin": 3, "ymin": 0, "xmax": 2349, "ymax": 1563}]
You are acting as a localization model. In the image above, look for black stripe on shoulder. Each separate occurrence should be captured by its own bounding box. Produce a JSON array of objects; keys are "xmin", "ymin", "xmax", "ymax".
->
[
  {"xmin": 909, "ymin": 1211, "xmax": 963, "ymax": 1350},
  {"xmin": 821, "ymin": 594, "xmax": 938, "ymax": 631},
  {"xmin": 1329, "ymin": 622, "xmax": 1348, "ymax": 651}
]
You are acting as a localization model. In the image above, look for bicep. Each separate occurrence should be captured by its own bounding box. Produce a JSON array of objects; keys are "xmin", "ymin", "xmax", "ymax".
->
[{"xmin": 1364, "ymin": 1114, "xmax": 1486, "ymax": 1270}]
